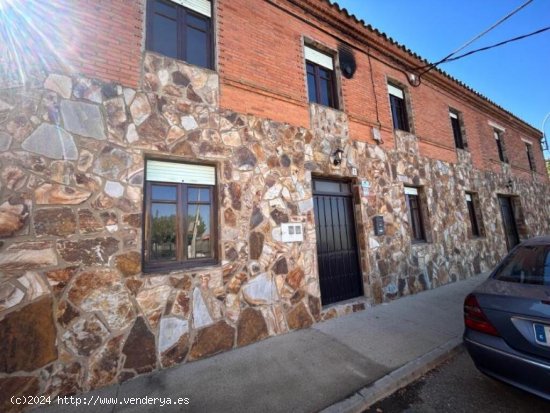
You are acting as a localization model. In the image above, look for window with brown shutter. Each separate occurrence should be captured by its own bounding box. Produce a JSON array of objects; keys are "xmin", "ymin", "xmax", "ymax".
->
[
  {"xmin": 146, "ymin": 0, "xmax": 213, "ymax": 69},
  {"xmin": 143, "ymin": 160, "xmax": 217, "ymax": 272},
  {"xmin": 388, "ymin": 83, "xmax": 410, "ymax": 132}
]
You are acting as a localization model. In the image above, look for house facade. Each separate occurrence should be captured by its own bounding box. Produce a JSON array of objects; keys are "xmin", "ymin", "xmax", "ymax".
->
[{"xmin": 0, "ymin": 0, "xmax": 549, "ymax": 408}]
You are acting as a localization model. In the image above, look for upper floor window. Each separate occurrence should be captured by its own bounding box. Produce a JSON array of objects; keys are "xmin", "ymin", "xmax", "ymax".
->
[
  {"xmin": 525, "ymin": 142, "xmax": 536, "ymax": 172},
  {"xmin": 146, "ymin": 0, "xmax": 213, "ymax": 69},
  {"xmin": 494, "ymin": 129, "xmax": 507, "ymax": 163},
  {"xmin": 449, "ymin": 110, "xmax": 465, "ymax": 149},
  {"xmin": 305, "ymin": 45, "xmax": 338, "ymax": 109},
  {"xmin": 144, "ymin": 159, "xmax": 217, "ymax": 272},
  {"xmin": 388, "ymin": 83, "xmax": 410, "ymax": 132},
  {"xmin": 404, "ymin": 186, "xmax": 426, "ymax": 242}
]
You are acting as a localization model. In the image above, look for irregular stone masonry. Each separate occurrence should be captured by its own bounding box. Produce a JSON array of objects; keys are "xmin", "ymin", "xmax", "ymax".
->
[{"xmin": 0, "ymin": 53, "xmax": 549, "ymax": 409}]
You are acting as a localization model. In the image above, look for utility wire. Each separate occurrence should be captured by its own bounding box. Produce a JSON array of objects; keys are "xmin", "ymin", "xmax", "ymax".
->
[
  {"xmin": 415, "ymin": 0, "xmax": 534, "ymax": 74},
  {"xmin": 439, "ymin": 26, "xmax": 550, "ymax": 63}
]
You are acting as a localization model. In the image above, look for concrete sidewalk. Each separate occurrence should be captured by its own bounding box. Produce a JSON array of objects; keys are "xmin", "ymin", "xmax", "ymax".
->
[{"xmin": 38, "ymin": 273, "xmax": 488, "ymax": 413}]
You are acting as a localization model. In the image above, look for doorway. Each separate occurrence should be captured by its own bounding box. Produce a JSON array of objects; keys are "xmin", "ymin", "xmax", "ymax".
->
[{"xmin": 313, "ymin": 179, "xmax": 363, "ymax": 305}]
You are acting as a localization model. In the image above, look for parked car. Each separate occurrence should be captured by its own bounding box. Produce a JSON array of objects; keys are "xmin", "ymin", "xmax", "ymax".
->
[{"xmin": 463, "ymin": 236, "xmax": 550, "ymax": 400}]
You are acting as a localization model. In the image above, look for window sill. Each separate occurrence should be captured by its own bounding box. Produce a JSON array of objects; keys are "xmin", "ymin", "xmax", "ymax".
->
[
  {"xmin": 144, "ymin": 51, "xmax": 217, "ymax": 74},
  {"xmin": 308, "ymin": 102, "xmax": 341, "ymax": 112},
  {"xmin": 394, "ymin": 128, "xmax": 411, "ymax": 133},
  {"xmin": 142, "ymin": 259, "xmax": 219, "ymax": 276},
  {"xmin": 411, "ymin": 240, "xmax": 430, "ymax": 246}
]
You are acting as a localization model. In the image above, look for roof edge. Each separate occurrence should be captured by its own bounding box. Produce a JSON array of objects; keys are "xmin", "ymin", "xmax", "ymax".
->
[{"xmin": 298, "ymin": 0, "xmax": 542, "ymax": 138}]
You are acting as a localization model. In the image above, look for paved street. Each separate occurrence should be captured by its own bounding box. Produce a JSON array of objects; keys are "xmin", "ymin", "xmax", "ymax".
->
[{"xmin": 365, "ymin": 350, "xmax": 550, "ymax": 413}]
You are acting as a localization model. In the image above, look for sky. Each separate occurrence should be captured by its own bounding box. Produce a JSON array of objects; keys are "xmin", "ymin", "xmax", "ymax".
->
[{"xmin": 334, "ymin": 0, "xmax": 550, "ymax": 158}]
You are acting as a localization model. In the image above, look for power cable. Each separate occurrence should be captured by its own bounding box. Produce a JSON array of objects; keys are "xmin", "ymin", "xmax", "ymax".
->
[
  {"xmin": 436, "ymin": 26, "xmax": 550, "ymax": 64},
  {"xmin": 415, "ymin": 0, "xmax": 534, "ymax": 72}
]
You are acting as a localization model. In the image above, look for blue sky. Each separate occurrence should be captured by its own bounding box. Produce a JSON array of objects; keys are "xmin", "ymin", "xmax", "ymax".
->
[{"xmin": 334, "ymin": 0, "xmax": 550, "ymax": 157}]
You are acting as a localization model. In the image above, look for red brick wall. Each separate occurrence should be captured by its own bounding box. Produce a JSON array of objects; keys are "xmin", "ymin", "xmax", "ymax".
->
[
  {"xmin": 218, "ymin": 0, "xmax": 325, "ymax": 128},
  {"xmin": 66, "ymin": 0, "xmax": 144, "ymax": 88},
  {"xmin": 21, "ymin": 0, "xmax": 544, "ymax": 180},
  {"xmin": 9, "ymin": 0, "xmax": 144, "ymax": 88}
]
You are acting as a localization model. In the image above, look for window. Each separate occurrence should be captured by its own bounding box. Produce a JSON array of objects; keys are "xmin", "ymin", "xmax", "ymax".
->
[
  {"xmin": 305, "ymin": 45, "xmax": 338, "ymax": 109},
  {"xmin": 449, "ymin": 110, "xmax": 465, "ymax": 149},
  {"xmin": 404, "ymin": 186, "xmax": 425, "ymax": 242},
  {"xmin": 525, "ymin": 142, "xmax": 536, "ymax": 172},
  {"xmin": 493, "ymin": 244, "xmax": 550, "ymax": 285},
  {"xmin": 144, "ymin": 160, "xmax": 217, "ymax": 271},
  {"xmin": 466, "ymin": 193, "xmax": 481, "ymax": 237},
  {"xmin": 146, "ymin": 0, "xmax": 213, "ymax": 69},
  {"xmin": 388, "ymin": 83, "xmax": 410, "ymax": 132},
  {"xmin": 494, "ymin": 129, "xmax": 507, "ymax": 163}
]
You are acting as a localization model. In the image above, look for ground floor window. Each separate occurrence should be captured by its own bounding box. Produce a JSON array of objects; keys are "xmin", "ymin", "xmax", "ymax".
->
[
  {"xmin": 143, "ymin": 159, "xmax": 217, "ymax": 272},
  {"xmin": 404, "ymin": 186, "xmax": 426, "ymax": 242},
  {"xmin": 466, "ymin": 192, "xmax": 481, "ymax": 237}
]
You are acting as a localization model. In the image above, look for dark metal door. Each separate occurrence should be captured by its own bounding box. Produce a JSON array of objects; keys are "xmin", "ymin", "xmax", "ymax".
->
[
  {"xmin": 313, "ymin": 179, "xmax": 363, "ymax": 306},
  {"xmin": 498, "ymin": 196, "xmax": 520, "ymax": 251}
]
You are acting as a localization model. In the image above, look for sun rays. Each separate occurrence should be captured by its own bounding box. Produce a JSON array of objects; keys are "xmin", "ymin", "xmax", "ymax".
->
[{"xmin": 0, "ymin": 0, "xmax": 82, "ymax": 87}]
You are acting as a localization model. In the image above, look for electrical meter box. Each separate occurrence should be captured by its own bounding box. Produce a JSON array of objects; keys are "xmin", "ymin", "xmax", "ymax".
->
[
  {"xmin": 281, "ymin": 223, "xmax": 304, "ymax": 242},
  {"xmin": 373, "ymin": 216, "xmax": 385, "ymax": 236}
]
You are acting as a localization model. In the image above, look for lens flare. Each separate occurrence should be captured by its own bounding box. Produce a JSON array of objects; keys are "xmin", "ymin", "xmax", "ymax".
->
[{"xmin": 0, "ymin": 0, "xmax": 81, "ymax": 87}]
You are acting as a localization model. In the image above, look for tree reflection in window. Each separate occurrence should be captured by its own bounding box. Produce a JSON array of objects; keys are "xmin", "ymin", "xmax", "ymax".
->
[
  {"xmin": 151, "ymin": 203, "xmax": 177, "ymax": 260},
  {"xmin": 187, "ymin": 188, "xmax": 211, "ymax": 258}
]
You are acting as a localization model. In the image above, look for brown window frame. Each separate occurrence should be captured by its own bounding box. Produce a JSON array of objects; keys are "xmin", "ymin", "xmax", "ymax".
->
[
  {"xmin": 405, "ymin": 188, "xmax": 426, "ymax": 242},
  {"xmin": 389, "ymin": 85, "xmax": 410, "ymax": 132},
  {"xmin": 450, "ymin": 110, "xmax": 465, "ymax": 149},
  {"xmin": 494, "ymin": 129, "xmax": 507, "ymax": 163},
  {"xmin": 146, "ymin": 0, "xmax": 214, "ymax": 70},
  {"xmin": 525, "ymin": 142, "xmax": 536, "ymax": 172},
  {"xmin": 306, "ymin": 60, "xmax": 338, "ymax": 109},
  {"xmin": 143, "ymin": 179, "xmax": 217, "ymax": 273},
  {"xmin": 466, "ymin": 193, "xmax": 481, "ymax": 237}
]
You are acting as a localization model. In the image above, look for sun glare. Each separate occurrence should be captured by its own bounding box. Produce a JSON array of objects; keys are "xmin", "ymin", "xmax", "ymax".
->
[{"xmin": 0, "ymin": 0, "xmax": 79, "ymax": 87}]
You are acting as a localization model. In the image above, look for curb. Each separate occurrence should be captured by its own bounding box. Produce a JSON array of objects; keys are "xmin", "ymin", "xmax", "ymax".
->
[{"xmin": 320, "ymin": 337, "xmax": 464, "ymax": 413}]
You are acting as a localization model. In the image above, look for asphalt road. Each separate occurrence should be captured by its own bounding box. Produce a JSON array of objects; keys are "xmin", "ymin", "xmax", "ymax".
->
[{"xmin": 365, "ymin": 349, "xmax": 550, "ymax": 413}]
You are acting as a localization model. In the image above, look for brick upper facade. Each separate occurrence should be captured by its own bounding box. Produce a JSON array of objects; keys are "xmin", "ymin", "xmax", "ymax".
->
[{"xmin": 19, "ymin": 0, "xmax": 546, "ymax": 179}]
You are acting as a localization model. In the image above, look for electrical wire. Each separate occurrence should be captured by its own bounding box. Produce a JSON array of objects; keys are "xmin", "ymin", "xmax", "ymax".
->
[
  {"xmin": 415, "ymin": 0, "xmax": 534, "ymax": 72},
  {"xmin": 437, "ymin": 26, "xmax": 550, "ymax": 63},
  {"xmin": 366, "ymin": 46, "xmax": 381, "ymax": 127}
]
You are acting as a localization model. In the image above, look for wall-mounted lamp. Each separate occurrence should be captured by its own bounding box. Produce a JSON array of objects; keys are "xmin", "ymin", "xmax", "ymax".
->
[
  {"xmin": 332, "ymin": 148, "xmax": 344, "ymax": 166},
  {"xmin": 505, "ymin": 179, "xmax": 514, "ymax": 191}
]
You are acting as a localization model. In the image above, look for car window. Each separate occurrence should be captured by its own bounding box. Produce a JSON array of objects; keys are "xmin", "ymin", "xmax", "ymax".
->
[{"xmin": 493, "ymin": 245, "xmax": 550, "ymax": 285}]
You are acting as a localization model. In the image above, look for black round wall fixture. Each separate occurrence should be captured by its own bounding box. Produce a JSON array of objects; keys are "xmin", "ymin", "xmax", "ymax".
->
[{"xmin": 338, "ymin": 44, "xmax": 356, "ymax": 79}]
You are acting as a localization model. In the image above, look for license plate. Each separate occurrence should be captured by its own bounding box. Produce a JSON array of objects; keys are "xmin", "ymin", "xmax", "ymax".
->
[{"xmin": 533, "ymin": 323, "xmax": 550, "ymax": 347}]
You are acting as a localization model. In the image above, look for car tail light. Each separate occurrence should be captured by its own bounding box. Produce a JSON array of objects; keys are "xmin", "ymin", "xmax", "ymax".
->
[{"xmin": 464, "ymin": 293, "xmax": 500, "ymax": 337}]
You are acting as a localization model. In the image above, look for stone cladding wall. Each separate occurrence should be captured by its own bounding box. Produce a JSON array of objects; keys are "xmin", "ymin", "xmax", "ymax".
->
[{"xmin": 0, "ymin": 53, "xmax": 549, "ymax": 410}]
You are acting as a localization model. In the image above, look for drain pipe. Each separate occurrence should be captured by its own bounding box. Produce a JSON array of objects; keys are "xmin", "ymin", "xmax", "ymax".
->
[{"xmin": 542, "ymin": 112, "xmax": 550, "ymax": 157}]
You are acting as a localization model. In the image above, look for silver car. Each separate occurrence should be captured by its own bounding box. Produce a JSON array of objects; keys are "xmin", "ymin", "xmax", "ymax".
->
[{"xmin": 464, "ymin": 236, "xmax": 550, "ymax": 400}]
